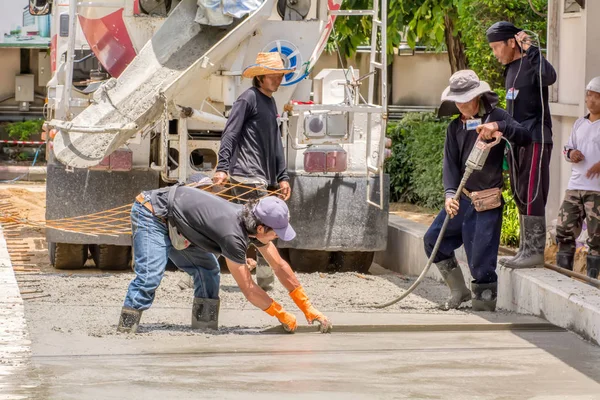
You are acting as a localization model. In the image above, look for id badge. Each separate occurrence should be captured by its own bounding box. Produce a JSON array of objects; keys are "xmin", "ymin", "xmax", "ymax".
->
[
  {"xmin": 466, "ymin": 118, "xmax": 482, "ymax": 131},
  {"xmin": 506, "ymin": 87, "xmax": 519, "ymax": 100}
]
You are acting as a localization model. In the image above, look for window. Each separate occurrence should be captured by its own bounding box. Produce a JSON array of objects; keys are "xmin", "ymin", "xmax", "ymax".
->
[{"xmin": 564, "ymin": 0, "xmax": 584, "ymax": 13}]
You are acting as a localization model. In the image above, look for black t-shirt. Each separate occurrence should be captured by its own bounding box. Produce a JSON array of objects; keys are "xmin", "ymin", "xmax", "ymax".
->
[
  {"xmin": 216, "ymin": 87, "xmax": 289, "ymax": 186},
  {"xmin": 504, "ymin": 46, "xmax": 556, "ymax": 144},
  {"xmin": 146, "ymin": 186, "xmax": 251, "ymax": 264}
]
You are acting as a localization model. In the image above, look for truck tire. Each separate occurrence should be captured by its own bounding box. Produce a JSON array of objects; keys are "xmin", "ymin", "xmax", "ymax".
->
[
  {"xmin": 89, "ymin": 244, "xmax": 132, "ymax": 270},
  {"xmin": 49, "ymin": 242, "xmax": 89, "ymax": 270},
  {"xmin": 288, "ymin": 249, "xmax": 332, "ymax": 273},
  {"xmin": 332, "ymin": 251, "xmax": 375, "ymax": 273}
]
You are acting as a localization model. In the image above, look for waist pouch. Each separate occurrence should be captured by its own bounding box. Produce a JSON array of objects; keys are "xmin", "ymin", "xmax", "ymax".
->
[{"xmin": 464, "ymin": 187, "xmax": 502, "ymax": 212}]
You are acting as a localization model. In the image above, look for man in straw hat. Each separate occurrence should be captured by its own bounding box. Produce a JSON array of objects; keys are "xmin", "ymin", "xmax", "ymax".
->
[
  {"xmin": 213, "ymin": 51, "xmax": 294, "ymax": 200},
  {"xmin": 213, "ymin": 52, "xmax": 295, "ymax": 290},
  {"xmin": 487, "ymin": 21, "xmax": 557, "ymax": 269},
  {"xmin": 423, "ymin": 70, "xmax": 530, "ymax": 312},
  {"xmin": 118, "ymin": 184, "xmax": 332, "ymax": 334}
]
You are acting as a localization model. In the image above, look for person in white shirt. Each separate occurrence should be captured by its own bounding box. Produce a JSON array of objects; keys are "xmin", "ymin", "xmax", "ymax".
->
[{"xmin": 556, "ymin": 76, "xmax": 600, "ymax": 279}]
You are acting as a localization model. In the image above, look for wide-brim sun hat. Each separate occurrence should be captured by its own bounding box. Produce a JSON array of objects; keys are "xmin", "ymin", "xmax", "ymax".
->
[
  {"xmin": 438, "ymin": 69, "xmax": 499, "ymax": 117},
  {"xmin": 242, "ymin": 52, "xmax": 296, "ymax": 79}
]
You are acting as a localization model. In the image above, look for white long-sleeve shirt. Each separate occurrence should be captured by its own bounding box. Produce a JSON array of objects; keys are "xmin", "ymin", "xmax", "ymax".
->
[{"xmin": 564, "ymin": 116, "xmax": 600, "ymax": 191}]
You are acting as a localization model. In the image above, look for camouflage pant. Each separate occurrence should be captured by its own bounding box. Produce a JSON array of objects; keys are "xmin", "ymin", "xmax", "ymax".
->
[{"xmin": 556, "ymin": 190, "xmax": 600, "ymax": 256}]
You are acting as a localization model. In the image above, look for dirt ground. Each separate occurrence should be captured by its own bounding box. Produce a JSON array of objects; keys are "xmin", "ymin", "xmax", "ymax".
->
[
  {"xmin": 389, "ymin": 202, "xmax": 437, "ymax": 226},
  {"xmin": 0, "ymin": 187, "xmax": 589, "ymax": 340},
  {"xmin": 21, "ymin": 265, "xmax": 474, "ymax": 339},
  {"xmin": 0, "ymin": 183, "xmax": 52, "ymax": 272},
  {"xmin": 0, "ymin": 185, "xmax": 469, "ymax": 339}
]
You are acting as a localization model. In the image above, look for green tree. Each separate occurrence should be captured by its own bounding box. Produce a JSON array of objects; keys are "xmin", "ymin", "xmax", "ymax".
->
[
  {"xmin": 326, "ymin": 0, "xmax": 404, "ymax": 60},
  {"xmin": 328, "ymin": 0, "xmax": 547, "ymax": 80},
  {"xmin": 457, "ymin": 0, "xmax": 548, "ymax": 89},
  {"xmin": 328, "ymin": 0, "xmax": 467, "ymax": 72}
]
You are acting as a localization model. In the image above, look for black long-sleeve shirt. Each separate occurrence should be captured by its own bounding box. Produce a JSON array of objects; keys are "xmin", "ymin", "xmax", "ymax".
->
[
  {"xmin": 216, "ymin": 87, "xmax": 288, "ymax": 186},
  {"xmin": 443, "ymin": 108, "xmax": 531, "ymax": 199},
  {"xmin": 504, "ymin": 45, "xmax": 557, "ymax": 144}
]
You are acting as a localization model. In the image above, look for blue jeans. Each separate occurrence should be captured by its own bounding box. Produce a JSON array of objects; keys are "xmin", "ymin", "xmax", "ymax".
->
[
  {"xmin": 123, "ymin": 201, "xmax": 220, "ymax": 311},
  {"xmin": 423, "ymin": 197, "xmax": 502, "ymax": 284}
]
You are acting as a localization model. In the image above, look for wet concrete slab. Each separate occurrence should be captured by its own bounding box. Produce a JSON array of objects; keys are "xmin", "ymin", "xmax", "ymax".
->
[
  {"xmin": 11, "ymin": 308, "xmax": 599, "ymax": 399},
  {"xmin": 26, "ymin": 328, "xmax": 600, "ymax": 399}
]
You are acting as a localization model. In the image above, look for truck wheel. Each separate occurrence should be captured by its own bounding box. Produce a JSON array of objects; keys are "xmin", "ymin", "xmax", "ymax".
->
[
  {"xmin": 49, "ymin": 242, "xmax": 89, "ymax": 270},
  {"xmin": 332, "ymin": 251, "xmax": 375, "ymax": 273},
  {"xmin": 288, "ymin": 249, "xmax": 332, "ymax": 273},
  {"xmin": 89, "ymin": 244, "xmax": 132, "ymax": 270}
]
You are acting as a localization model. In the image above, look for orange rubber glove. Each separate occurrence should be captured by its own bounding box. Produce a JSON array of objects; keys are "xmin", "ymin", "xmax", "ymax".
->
[
  {"xmin": 289, "ymin": 286, "xmax": 332, "ymax": 333},
  {"xmin": 264, "ymin": 300, "xmax": 297, "ymax": 333}
]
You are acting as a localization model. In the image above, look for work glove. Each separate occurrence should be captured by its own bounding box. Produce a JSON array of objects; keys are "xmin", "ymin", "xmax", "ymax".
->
[
  {"xmin": 289, "ymin": 286, "xmax": 333, "ymax": 333},
  {"xmin": 264, "ymin": 300, "xmax": 297, "ymax": 333}
]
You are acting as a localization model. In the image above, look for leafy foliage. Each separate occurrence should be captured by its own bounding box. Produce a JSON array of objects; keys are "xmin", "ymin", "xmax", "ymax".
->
[
  {"xmin": 501, "ymin": 189, "xmax": 520, "ymax": 247},
  {"xmin": 325, "ymin": 0, "xmax": 406, "ymax": 59},
  {"xmin": 327, "ymin": 0, "xmax": 548, "ymax": 87},
  {"xmin": 457, "ymin": 0, "xmax": 548, "ymax": 89},
  {"xmin": 5, "ymin": 120, "xmax": 44, "ymax": 141},
  {"xmin": 385, "ymin": 113, "xmax": 448, "ymax": 209}
]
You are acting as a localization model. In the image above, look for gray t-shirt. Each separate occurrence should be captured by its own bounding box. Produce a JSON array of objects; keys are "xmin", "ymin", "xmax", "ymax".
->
[{"xmin": 145, "ymin": 186, "xmax": 250, "ymax": 264}]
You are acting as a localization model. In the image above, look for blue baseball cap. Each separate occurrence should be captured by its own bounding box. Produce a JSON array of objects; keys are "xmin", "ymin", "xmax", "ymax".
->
[{"xmin": 254, "ymin": 196, "xmax": 296, "ymax": 241}]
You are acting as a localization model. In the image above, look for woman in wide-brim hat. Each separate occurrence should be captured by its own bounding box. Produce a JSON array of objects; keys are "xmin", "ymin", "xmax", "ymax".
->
[{"xmin": 422, "ymin": 69, "xmax": 531, "ymax": 314}]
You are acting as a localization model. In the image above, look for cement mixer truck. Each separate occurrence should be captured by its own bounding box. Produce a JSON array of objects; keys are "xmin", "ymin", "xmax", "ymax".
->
[{"xmin": 34, "ymin": 0, "xmax": 390, "ymax": 272}]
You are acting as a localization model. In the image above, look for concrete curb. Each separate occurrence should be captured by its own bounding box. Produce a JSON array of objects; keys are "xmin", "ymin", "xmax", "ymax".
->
[
  {"xmin": 376, "ymin": 214, "xmax": 600, "ymax": 344},
  {"xmin": 0, "ymin": 165, "xmax": 46, "ymax": 182},
  {"xmin": 0, "ymin": 225, "xmax": 33, "ymax": 395}
]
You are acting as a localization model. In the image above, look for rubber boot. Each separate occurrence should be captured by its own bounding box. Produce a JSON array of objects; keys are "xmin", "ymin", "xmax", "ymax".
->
[
  {"xmin": 556, "ymin": 252, "xmax": 574, "ymax": 271},
  {"xmin": 435, "ymin": 257, "xmax": 471, "ymax": 310},
  {"xmin": 503, "ymin": 216, "xmax": 546, "ymax": 269},
  {"xmin": 586, "ymin": 255, "xmax": 600, "ymax": 281},
  {"xmin": 499, "ymin": 214, "xmax": 524, "ymax": 266},
  {"xmin": 191, "ymin": 298, "xmax": 220, "ymax": 330},
  {"xmin": 471, "ymin": 282, "xmax": 497, "ymax": 312},
  {"xmin": 117, "ymin": 307, "xmax": 143, "ymax": 334},
  {"xmin": 256, "ymin": 254, "xmax": 274, "ymax": 291}
]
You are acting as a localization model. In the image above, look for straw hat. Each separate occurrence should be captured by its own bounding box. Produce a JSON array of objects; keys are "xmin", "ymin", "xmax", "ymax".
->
[{"xmin": 242, "ymin": 52, "xmax": 296, "ymax": 79}]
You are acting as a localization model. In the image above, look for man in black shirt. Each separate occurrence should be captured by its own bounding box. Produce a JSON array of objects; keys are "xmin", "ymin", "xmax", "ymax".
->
[
  {"xmin": 214, "ymin": 52, "xmax": 295, "ymax": 290},
  {"xmin": 213, "ymin": 52, "xmax": 293, "ymax": 199},
  {"xmin": 117, "ymin": 186, "xmax": 332, "ymax": 334},
  {"xmin": 424, "ymin": 70, "xmax": 530, "ymax": 312},
  {"xmin": 487, "ymin": 21, "xmax": 557, "ymax": 268}
]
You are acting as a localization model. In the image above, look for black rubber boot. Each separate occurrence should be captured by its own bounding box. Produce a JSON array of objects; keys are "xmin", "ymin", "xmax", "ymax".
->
[
  {"xmin": 556, "ymin": 252, "xmax": 574, "ymax": 271},
  {"xmin": 503, "ymin": 216, "xmax": 546, "ymax": 269},
  {"xmin": 471, "ymin": 282, "xmax": 497, "ymax": 312},
  {"xmin": 435, "ymin": 257, "xmax": 471, "ymax": 310},
  {"xmin": 117, "ymin": 307, "xmax": 143, "ymax": 334},
  {"xmin": 192, "ymin": 298, "xmax": 220, "ymax": 330},
  {"xmin": 586, "ymin": 255, "xmax": 600, "ymax": 281},
  {"xmin": 499, "ymin": 214, "xmax": 524, "ymax": 266}
]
